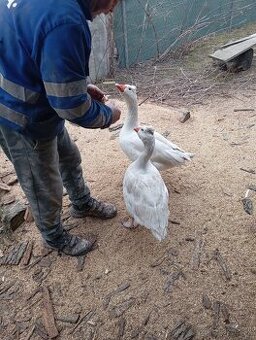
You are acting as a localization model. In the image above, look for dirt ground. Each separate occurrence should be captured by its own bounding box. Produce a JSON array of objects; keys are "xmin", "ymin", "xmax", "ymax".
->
[{"xmin": 1, "ymin": 27, "xmax": 256, "ymax": 340}]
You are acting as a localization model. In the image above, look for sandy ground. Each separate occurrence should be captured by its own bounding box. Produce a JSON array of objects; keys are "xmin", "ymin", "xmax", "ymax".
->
[{"xmin": 1, "ymin": 86, "xmax": 256, "ymax": 339}]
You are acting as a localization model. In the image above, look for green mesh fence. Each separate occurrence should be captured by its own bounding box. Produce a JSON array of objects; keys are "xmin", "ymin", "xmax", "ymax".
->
[{"xmin": 114, "ymin": 0, "xmax": 256, "ymax": 67}]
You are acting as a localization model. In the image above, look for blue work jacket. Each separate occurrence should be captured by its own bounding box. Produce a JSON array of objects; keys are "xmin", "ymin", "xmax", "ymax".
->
[{"xmin": 0, "ymin": 0, "xmax": 113, "ymax": 140}]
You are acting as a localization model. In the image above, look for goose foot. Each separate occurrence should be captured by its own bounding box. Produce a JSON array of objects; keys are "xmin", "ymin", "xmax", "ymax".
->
[{"xmin": 121, "ymin": 218, "xmax": 138, "ymax": 229}]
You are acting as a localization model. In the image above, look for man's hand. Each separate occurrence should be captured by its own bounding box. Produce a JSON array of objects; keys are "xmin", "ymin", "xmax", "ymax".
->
[
  {"xmin": 106, "ymin": 100, "xmax": 121, "ymax": 125},
  {"xmin": 87, "ymin": 84, "xmax": 106, "ymax": 103}
]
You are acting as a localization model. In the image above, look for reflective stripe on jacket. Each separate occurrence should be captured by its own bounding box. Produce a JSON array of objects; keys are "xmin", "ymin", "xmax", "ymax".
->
[{"xmin": 0, "ymin": 0, "xmax": 112, "ymax": 140}]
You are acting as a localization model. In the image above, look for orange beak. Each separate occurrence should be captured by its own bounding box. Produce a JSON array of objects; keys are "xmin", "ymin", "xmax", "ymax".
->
[
  {"xmin": 134, "ymin": 127, "xmax": 140, "ymax": 133},
  {"xmin": 115, "ymin": 83, "xmax": 126, "ymax": 92}
]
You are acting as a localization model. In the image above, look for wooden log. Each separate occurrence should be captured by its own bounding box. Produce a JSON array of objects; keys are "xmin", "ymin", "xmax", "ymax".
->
[{"xmin": 0, "ymin": 201, "xmax": 26, "ymax": 231}]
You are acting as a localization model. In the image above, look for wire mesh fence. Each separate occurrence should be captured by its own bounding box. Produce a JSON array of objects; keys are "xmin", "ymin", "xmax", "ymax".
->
[{"xmin": 113, "ymin": 0, "xmax": 256, "ymax": 67}]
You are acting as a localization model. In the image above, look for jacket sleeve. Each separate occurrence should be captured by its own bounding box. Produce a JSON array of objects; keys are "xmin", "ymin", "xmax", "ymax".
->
[{"xmin": 39, "ymin": 23, "xmax": 112, "ymax": 129}]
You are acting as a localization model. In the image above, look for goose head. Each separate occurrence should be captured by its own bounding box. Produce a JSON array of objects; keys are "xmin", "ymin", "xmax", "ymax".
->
[
  {"xmin": 115, "ymin": 83, "xmax": 137, "ymax": 107},
  {"xmin": 134, "ymin": 126, "xmax": 155, "ymax": 148}
]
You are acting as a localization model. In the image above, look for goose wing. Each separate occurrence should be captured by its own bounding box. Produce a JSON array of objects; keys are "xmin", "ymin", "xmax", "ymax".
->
[{"xmin": 154, "ymin": 131, "xmax": 186, "ymax": 152}]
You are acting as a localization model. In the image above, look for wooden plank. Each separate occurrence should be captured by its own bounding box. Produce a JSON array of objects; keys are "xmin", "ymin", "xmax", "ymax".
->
[
  {"xmin": 41, "ymin": 286, "xmax": 59, "ymax": 339},
  {"xmin": 221, "ymin": 33, "xmax": 256, "ymax": 48},
  {"xmin": 209, "ymin": 37, "xmax": 256, "ymax": 62}
]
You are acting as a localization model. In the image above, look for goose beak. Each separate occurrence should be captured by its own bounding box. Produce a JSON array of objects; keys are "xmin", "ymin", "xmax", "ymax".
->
[
  {"xmin": 134, "ymin": 127, "xmax": 140, "ymax": 133},
  {"xmin": 115, "ymin": 83, "xmax": 126, "ymax": 92}
]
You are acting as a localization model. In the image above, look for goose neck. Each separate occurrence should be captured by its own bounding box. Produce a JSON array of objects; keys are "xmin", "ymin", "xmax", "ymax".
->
[
  {"xmin": 124, "ymin": 101, "xmax": 138, "ymax": 129},
  {"xmin": 136, "ymin": 139, "xmax": 155, "ymax": 168}
]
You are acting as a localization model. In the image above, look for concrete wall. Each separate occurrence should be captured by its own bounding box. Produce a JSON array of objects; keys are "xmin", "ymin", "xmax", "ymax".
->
[{"xmin": 89, "ymin": 14, "xmax": 113, "ymax": 82}]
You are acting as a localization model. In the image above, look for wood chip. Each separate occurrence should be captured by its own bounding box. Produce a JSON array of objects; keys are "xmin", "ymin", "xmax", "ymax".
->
[
  {"xmin": 210, "ymin": 301, "xmax": 221, "ymax": 338},
  {"xmin": 191, "ymin": 237, "xmax": 204, "ymax": 270},
  {"xmin": 57, "ymin": 314, "xmax": 80, "ymax": 324},
  {"xmin": 24, "ymin": 206, "xmax": 34, "ymax": 223},
  {"xmin": 150, "ymin": 255, "xmax": 167, "ymax": 268},
  {"xmin": 164, "ymin": 271, "xmax": 184, "ymax": 294},
  {"xmin": 24, "ymin": 325, "xmax": 35, "ymax": 340},
  {"xmin": 0, "ymin": 280, "xmax": 17, "ymax": 296},
  {"xmin": 225, "ymin": 322, "xmax": 240, "ymax": 335},
  {"xmin": 0, "ymin": 241, "xmax": 28, "ymax": 266},
  {"xmin": 213, "ymin": 249, "xmax": 232, "ymax": 281},
  {"xmin": 179, "ymin": 111, "xmax": 191, "ymax": 123},
  {"xmin": 6, "ymin": 175, "xmax": 18, "ymax": 186},
  {"xmin": 69, "ymin": 309, "xmax": 95, "ymax": 335},
  {"xmin": 20, "ymin": 241, "xmax": 34, "ymax": 266},
  {"xmin": 0, "ymin": 181, "xmax": 11, "ymax": 192},
  {"xmin": 221, "ymin": 303, "xmax": 230, "ymax": 324},
  {"xmin": 103, "ymin": 282, "xmax": 130, "ymax": 309},
  {"xmin": 35, "ymin": 318, "xmax": 49, "ymax": 339},
  {"xmin": 26, "ymin": 287, "xmax": 41, "ymax": 302},
  {"xmin": 202, "ymin": 294, "xmax": 212, "ymax": 310},
  {"xmin": 168, "ymin": 320, "xmax": 195, "ymax": 339},
  {"xmin": 109, "ymin": 298, "xmax": 135, "ymax": 318},
  {"xmin": 27, "ymin": 249, "xmax": 53, "ymax": 269},
  {"xmin": 41, "ymin": 286, "xmax": 59, "ymax": 339},
  {"xmin": 1, "ymin": 195, "xmax": 15, "ymax": 205},
  {"xmin": 117, "ymin": 317, "xmax": 126, "ymax": 338}
]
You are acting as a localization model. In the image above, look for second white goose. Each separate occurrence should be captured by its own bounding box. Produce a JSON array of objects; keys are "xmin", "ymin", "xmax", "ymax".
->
[{"xmin": 123, "ymin": 126, "xmax": 169, "ymax": 241}]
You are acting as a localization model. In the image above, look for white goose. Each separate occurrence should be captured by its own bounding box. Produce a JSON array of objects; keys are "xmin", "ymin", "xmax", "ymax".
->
[
  {"xmin": 123, "ymin": 126, "xmax": 169, "ymax": 241},
  {"xmin": 116, "ymin": 83, "xmax": 193, "ymax": 170}
]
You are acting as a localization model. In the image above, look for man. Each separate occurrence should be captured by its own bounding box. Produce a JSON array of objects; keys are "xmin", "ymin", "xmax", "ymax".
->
[{"xmin": 0, "ymin": 0, "xmax": 121, "ymax": 256}]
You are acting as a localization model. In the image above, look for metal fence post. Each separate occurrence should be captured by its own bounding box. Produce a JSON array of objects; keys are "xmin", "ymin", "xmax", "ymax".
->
[{"xmin": 121, "ymin": 0, "xmax": 129, "ymax": 68}]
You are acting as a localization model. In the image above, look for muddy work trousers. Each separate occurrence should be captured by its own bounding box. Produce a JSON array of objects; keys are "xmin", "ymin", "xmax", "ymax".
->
[{"xmin": 0, "ymin": 125, "xmax": 90, "ymax": 242}]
